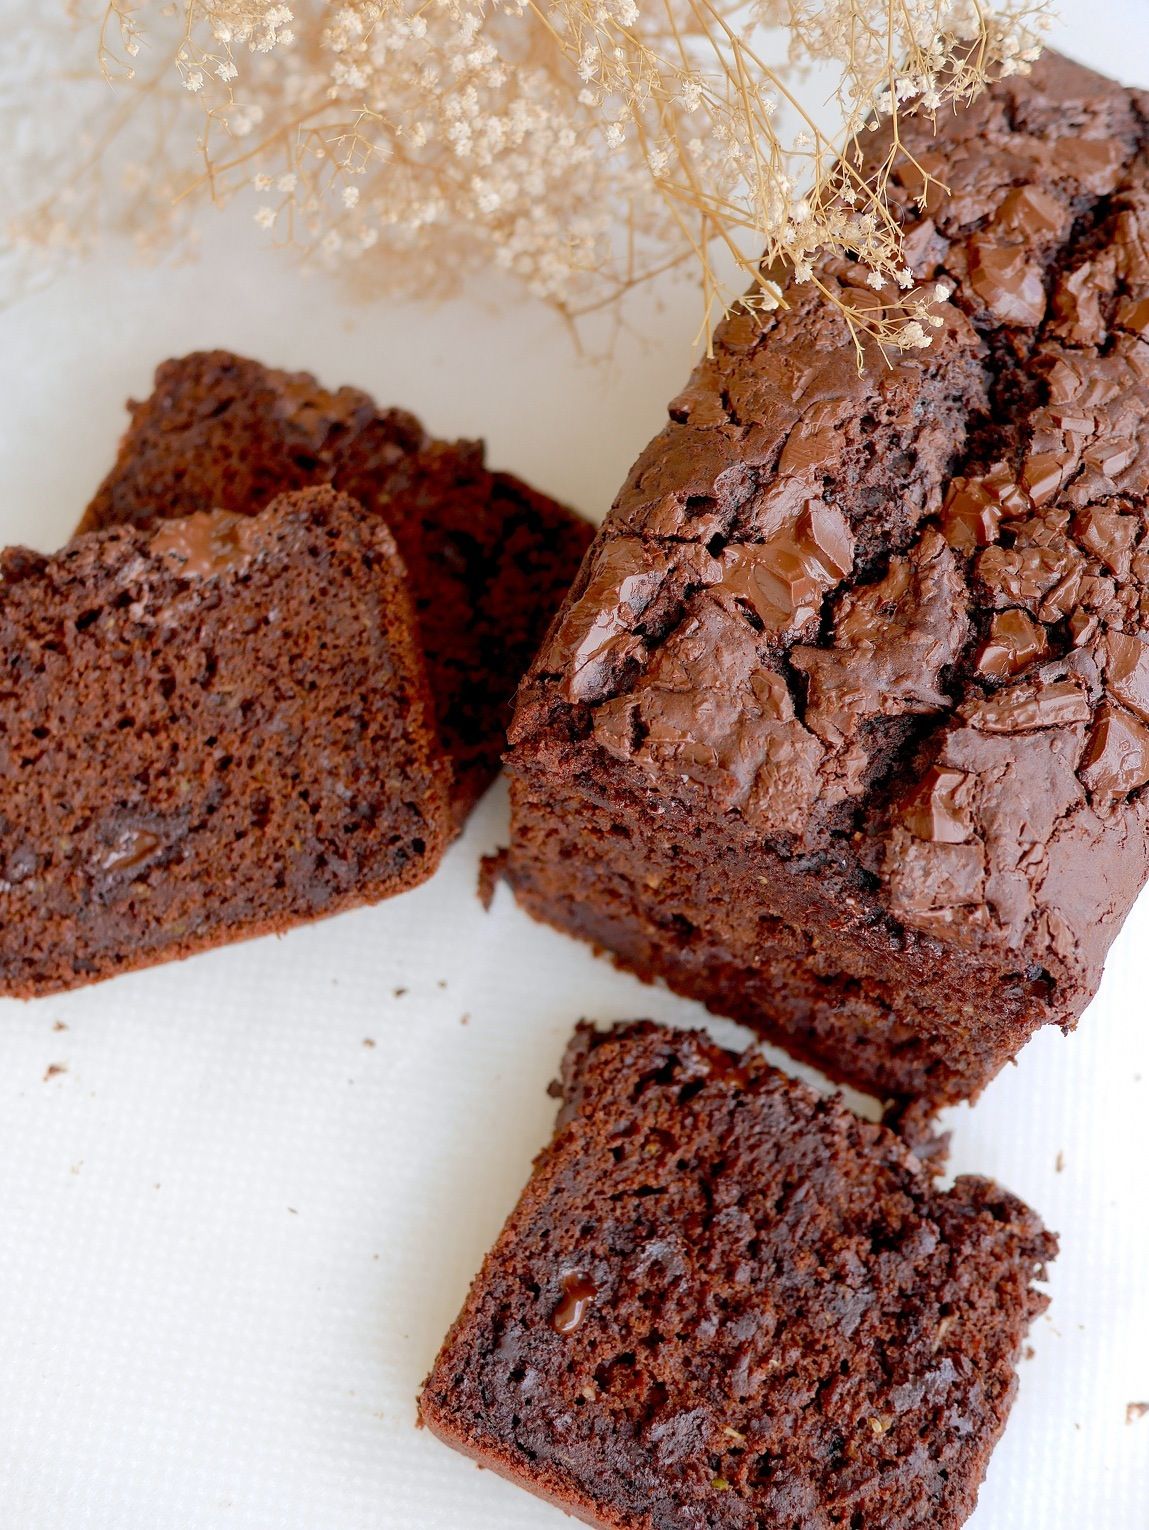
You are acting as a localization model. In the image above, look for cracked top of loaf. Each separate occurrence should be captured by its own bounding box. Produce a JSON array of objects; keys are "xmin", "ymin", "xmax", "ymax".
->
[{"xmin": 514, "ymin": 50, "xmax": 1149, "ymax": 985}]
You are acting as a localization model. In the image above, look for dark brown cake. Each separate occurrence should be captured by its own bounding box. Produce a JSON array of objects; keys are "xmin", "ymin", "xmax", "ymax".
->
[
  {"xmin": 0, "ymin": 487, "xmax": 451, "ymax": 996},
  {"xmin": 80, "ymin": 351, "xmax": 594, "ymax": 826},
  {"xmin": 504, "ymin": 51, "xmax": 1149, "ymax": 1108},
  {"xmin": 420, "ymin": 1021, "xmax": 1055, "ymax": 1529}
]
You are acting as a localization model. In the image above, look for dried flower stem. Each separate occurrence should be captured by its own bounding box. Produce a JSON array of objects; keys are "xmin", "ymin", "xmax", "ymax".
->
[{"xmin": 4, "ymin": 1, "xmax": 1054, "ymax": 353}]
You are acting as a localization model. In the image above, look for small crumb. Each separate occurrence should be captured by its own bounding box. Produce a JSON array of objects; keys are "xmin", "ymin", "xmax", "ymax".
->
[
  {"xmin": 478, "ymin": 848, "xmax": 508, "ymax": 910},
  {"xmin": 287, "ymin": 1207, "xmax": 298, "ymax": 1215},
  {"xmin": 1127, "ymin": 1402, "xmax": 1149, "ymax": 1424},
  {"xmin": 1023, "ymin": 1344, "xmax": 1036, "ymax": 1361},
  {"xmin": 722, "ymin": 1425, "xmax": 746, "ymax": 1445},
  {"xmin": 393, "ymin": 986, "xmax": 407, "ymax": 999},
  {"xmin": 1055, "ymin": 1150, "xmax": 1065, "ymax": 1173},
  {"xmin": 52, "ymin": 1020, "xmax": 67, "ymax": 1032},
  {"xmin": 437, "ymin": 979, "xmax": 447, "ymax": 989},
  {"xmin": 363, "ymin": 1037, "xmax": 376, "ymax": 1049},
  {"xmin": 70, "ymin": 1162, "xmax": 82, "ymax": 1175},
  {"xmin": 153, "ymin": 1183, "xmax": 161, "ymax": 1190},
  {"xmin": 43, "ymin": 1063, "xmax": 67, "ymax": 1082},
  {"xmin": 460, "ymin": 1013, "xmax": 470, "ymax": 1027}
]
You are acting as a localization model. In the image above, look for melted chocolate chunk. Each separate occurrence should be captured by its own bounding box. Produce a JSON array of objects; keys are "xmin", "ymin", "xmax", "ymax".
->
[
  {"xmin": 100, "ymin": 828, "xmax": 163, "ymax": 874},
  {"xmin": 717, "ymin": 499, "xmax": 855, "ymax": 635},
  {"xmin": 975, "ymin": 609, "xmax": 1049, "ymax": 678},
  {"xmin": 968, "ymin": 240, "xmax": 1048, "ymax": 327},
  {"xmin": 1080, "ymin": 702, "xmax": 1149, "ymax": 799},
  {"xmin": 551, "ymin": 1274, "xmax": 597, "ymax": 1335},
  {"xmin": 1104, "ymin": 629, "xmax": 1149, "ymax": 719},
  {"xmin": 149, "ymin": 509, "xmax": 258, "ymax": 578},
  {"xmin": 901, "ymin": 766, "xmax": 975, "ymax": 844}
]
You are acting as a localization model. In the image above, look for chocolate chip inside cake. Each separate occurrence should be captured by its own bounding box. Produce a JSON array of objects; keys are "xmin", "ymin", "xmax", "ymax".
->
[
  {"xmin": 80, "ymin": 350, "xmax": 595, "ymax": 826},
  {"xmin": 0, "ymin": 486, "xmax": 450, "ymax": 996},
  {"xmin": 420, "ymin": 1021, "xmax": 1055, "ymax": 1530}
]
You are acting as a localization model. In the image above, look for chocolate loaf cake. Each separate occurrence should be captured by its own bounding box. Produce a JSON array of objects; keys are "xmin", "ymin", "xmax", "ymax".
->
[
  {"xmin": 420, "ymin": 1021, "xmax": 1055, "ymax": 1529},
  {"xmin": 0, "ymin": 487, "xmax": 451, "ymax": 996},
  {"xmin": 505, "ymin": 51, "xmax": 1149, "ymax": 1107},
  {"xmin": 80, "ymin": 351, "xmax": 594, "ymax": 826}
]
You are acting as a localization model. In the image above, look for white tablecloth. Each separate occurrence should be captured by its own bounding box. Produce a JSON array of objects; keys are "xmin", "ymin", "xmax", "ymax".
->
[{"xmin": 1, "ymin": 4, "xmax": 1146, "ymax": 1523}]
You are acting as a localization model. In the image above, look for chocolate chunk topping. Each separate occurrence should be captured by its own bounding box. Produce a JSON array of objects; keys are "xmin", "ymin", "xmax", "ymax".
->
[
  {"xmin": 794, "ymin": 530, "xmax": 969, "ymax": 751},
  {"xmin": 901, "ymin": 766, "xmax": 975, "ymax": 844},
  {"xmin": 1104, "ymin": 629, "xmax": 1149, "ymax": 720},
  {"xmin": 968, "ymin": 239, "xmax": 1048, "ymax": 327},
  {"xmin": 1080, "ymin": 701, "xmax": 1149, "ymax": 800},
  {"xmin": 550, "ymin": 538, "xmax": 675, "ymax": 704},
  {"xmin": 939, "ymin": 468, "xmax": 1030, "ymax": 552},
  {"xmin": 962, "ymin": 678, "xmax": 1093, "ymax": 734},
  {"xmin": 718, "ymin": 500, "xmax": 854, "ymax": 634},
  {"xmin": 593, "ymin": 595, "xmax": 823, "ymax": 834},
  {"xmin": 975, "ymin": 610, "xmax": 1049, "ymax": 678}
]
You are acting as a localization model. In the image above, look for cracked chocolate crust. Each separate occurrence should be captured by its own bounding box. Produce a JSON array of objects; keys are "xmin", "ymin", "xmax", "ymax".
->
[
  {"xmin": 420, "ymin": 1022, "xmax": 1055, "ymax": 1530},
  {"xmin": 80, "ymin": 351, "xmax": 594, "ymax": 827},
  {"xmin": 507, "ymin": 51, "xmax": 1149, "ymax": 1105},
  {"xmin": 0, "ymin": 488, "xmax": 451, "ymax": 996}
]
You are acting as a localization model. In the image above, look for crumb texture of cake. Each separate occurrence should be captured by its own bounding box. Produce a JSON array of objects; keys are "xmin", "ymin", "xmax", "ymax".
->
[
  {"xmin": 0, "ymin": 486, "xmax": 451, "ymax": 996},
  {"xmin": 81, "ymin": 350, "xmax": 594, "ymax": 825},
  {"xmin": 420, "ymin": 1022, "xmax": 1055, "ymax": 1530},
  {"xmin": 505, "ymin": 51, "xmax": 1149, "ymax": 1107}
]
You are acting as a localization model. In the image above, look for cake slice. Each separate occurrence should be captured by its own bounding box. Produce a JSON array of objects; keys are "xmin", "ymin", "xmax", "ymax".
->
[
  {"xmin": 504, "ymin": 51, "xmax": 1149, "ymax": 1108},
  {"xmin": 0, "ymin": 486, "xmax": 451, "ymax": 996},
  {"xmin": 420, "ymin": 1022, "xmax": 1055, "ymax": 1530},
  {"xmin": 80, "ymin": 351, "xmax": 594, "ymax": 825}
]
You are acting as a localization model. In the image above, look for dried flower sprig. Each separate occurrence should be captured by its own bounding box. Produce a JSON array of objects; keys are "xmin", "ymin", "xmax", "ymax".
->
[{"xmin": 5, "ymin": 1, "xmax": 1053, "ymax": 352}]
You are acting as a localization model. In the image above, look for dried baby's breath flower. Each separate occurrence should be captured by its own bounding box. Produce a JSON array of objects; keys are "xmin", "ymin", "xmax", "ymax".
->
[{"xmin": 3, "ymin": 1, "xmax": 1052, "ymax": 355}]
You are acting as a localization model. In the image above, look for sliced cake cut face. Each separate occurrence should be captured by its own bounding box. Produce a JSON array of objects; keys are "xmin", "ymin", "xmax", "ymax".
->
[
  {"xmin": 0, "ymin": 486, "xmax": 451, "ymax": 997},
  {"xmin": 420, "ymin": 1022, "xmax": 1056, "ymax": 1530},
  {"xmin": 505, "ymin": 51, "xmax": 1149, "ymax": 1107},
  {"xmin": 80, "ymin": 350, "xmax": 595, "ymax": 825}
]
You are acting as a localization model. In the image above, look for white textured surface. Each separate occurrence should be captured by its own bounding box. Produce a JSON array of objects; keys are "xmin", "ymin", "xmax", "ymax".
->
[{"xmin": 1, "ymin": 6, "xmax": 1148, "ymax": 1526}]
